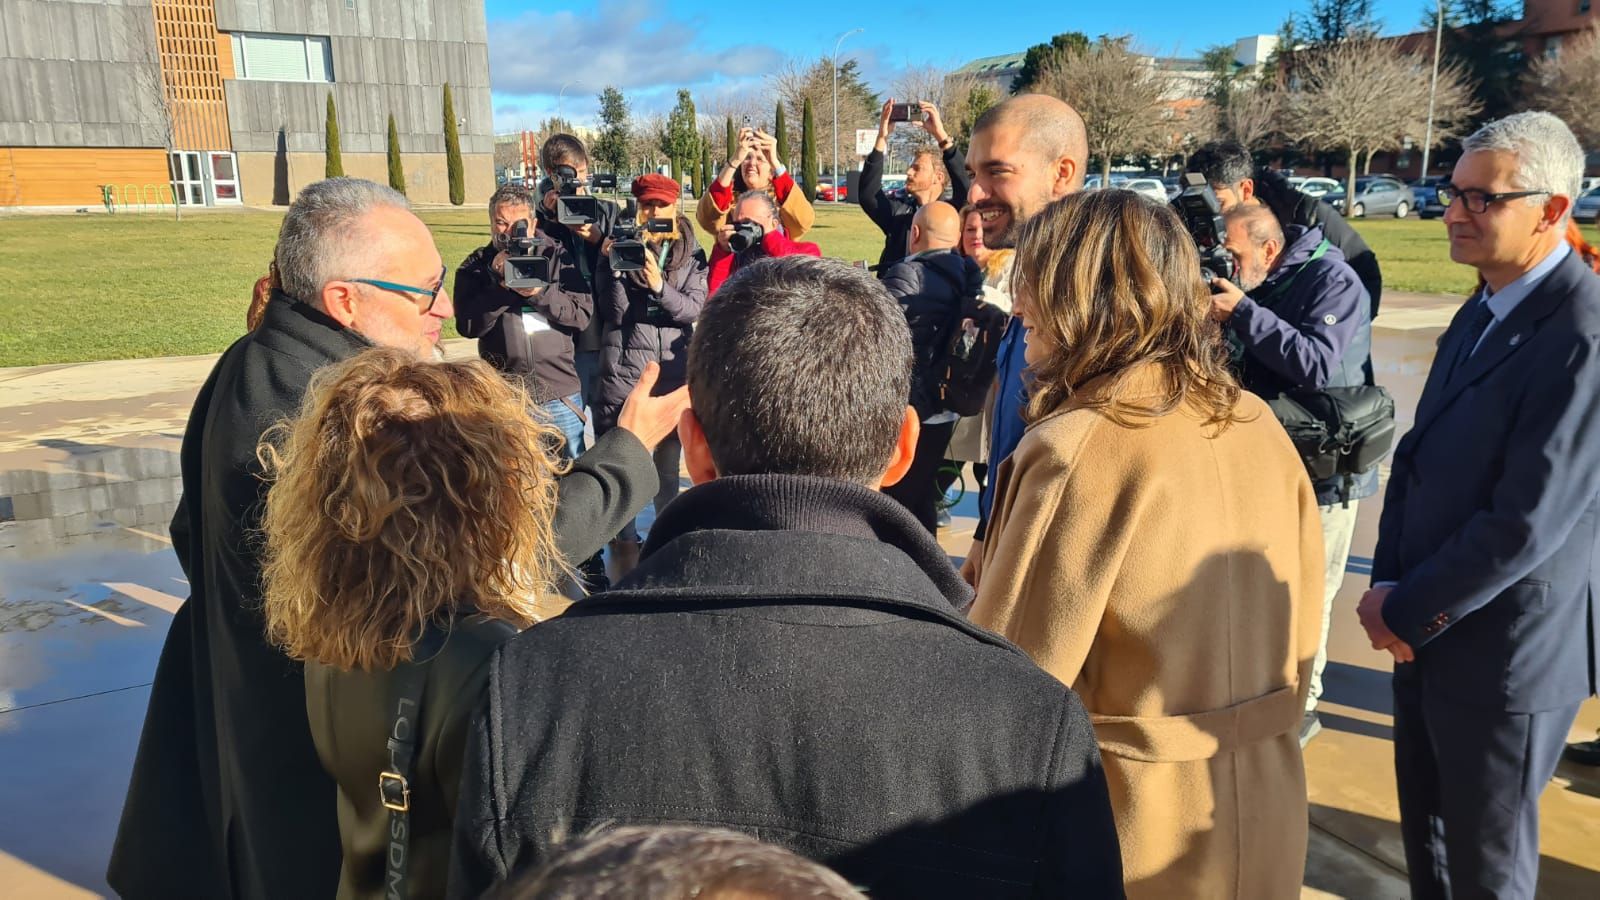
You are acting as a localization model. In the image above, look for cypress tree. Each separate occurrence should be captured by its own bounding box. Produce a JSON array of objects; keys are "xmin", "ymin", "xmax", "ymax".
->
[
  {"xmin": 725, "ymin": 115, "xmax": 736, "ymax": 166},
  {"xmin": 774, "ymin": 103, "xmax": 789, "ymax": 171},
  {"xmin": 324, "ymin": 93, "xmax": 343, "ymax": 178},
  {"xmin": 700, "ymin": 142, "xmax": 712, "ymax": 198},
  {"xmin": 386, "ymin": 114, "xmax": 406, "ymax": 195},
  {"xmin": 443, "ymin": 83, "xmax": 464, "ymax": 205},
  {"xmin": 800, "ymin": 98, "xmax": 818, "ymax": 204}
]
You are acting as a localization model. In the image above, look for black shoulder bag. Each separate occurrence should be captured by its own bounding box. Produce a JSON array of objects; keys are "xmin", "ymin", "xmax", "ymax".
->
[
  {"xmin": 379, "ymin": 626, "xmax": 446, "ymax": 899},
  {"xmin": 1254, "ymin": 241, "xmax": 1397, "ymax": 505}
]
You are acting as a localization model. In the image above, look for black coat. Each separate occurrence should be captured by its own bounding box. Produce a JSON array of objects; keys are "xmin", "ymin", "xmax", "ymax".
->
[
  {"xmin": 536, "ymin": 188, "xmax": 623, "ymax": 354},
  {"xmin": 859, "ymin": 146, "xmax": 971, "ymax": 272},
  {"xmin": 592, "ymin": 217, "xmax": 709, "ymax": 427},
  {"xmin": 454, "ymin": 236, "xmax": 593, "ymax": 404},
  {"xmin": 449, "ymin": 475, "xmax": 1125, "ymax": 899},
  {"xmin": 107, "ymin": 294, "xmax": 659, "ymax": 900},
  {"xmin": 880, "ymin": 249, "xmax": 983, "ymax": 420}
]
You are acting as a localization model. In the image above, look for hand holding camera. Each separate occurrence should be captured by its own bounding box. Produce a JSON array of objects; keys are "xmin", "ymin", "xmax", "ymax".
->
[{"xmin": 497, "ymin": 220, "xmax": 551, "ymax": 295}]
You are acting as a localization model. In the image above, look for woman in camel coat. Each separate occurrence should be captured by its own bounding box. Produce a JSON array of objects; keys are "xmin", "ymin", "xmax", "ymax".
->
[
  {"xmin": 969, "ymin": 191, "xmax": 1324, "ymax": 899},
  {"xmin": 697, "ymin": 125, "xmax": 813, "ymax": 240}
]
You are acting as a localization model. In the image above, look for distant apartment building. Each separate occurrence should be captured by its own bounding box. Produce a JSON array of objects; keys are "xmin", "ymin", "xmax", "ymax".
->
[
  {"xmin": 952, "ymin": 35, "xmax": 1281, "ymax": 101},
  {"xmin": 0, "ymin": 0, "xmax": 495, "ymax": 209}
]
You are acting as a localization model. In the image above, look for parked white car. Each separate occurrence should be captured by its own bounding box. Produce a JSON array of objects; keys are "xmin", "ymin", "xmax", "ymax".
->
[
  {"xmin": 1121, "ymin": 177, "xmax": 1170, "ymax": 204},
  {"xmin": 1290, "ymin": 176, "xmax": 1341, "ymax": 198}
]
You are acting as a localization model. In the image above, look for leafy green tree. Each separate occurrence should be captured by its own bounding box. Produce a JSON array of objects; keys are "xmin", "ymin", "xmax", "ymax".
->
[
  {"xmin": 660, "ymin": 89, "xmax": 699, "ymax": 187},
  {"xmin": 594, "ymin": 86, "xmax": 631, "ymax": 175},
  {"xmin": 1011, "ymin": 32, "xmax": 1090, "ymax": 93},
  {"xmin": 443, "ymin": 83, "xmax": 464, "ymax": 205},
  {"xmin": 800, "ymin": 97, "xmax": 818, "ymax": 203},
  {"xmin": 774, "ymin": 103, "xmax": 789, "ymax": 169},
  {"xmin": 1438, "ymin": 0, "xmax": 1526, "ymax": 122},
  {"xmin": 324, "ymin": 93, "xmax": 343, "ymax": 178},
  {"xmin": 1298, "ymin": 0, "xmax": 1379, "ymax": 44},
  {"xmin": 386, "ymin": 114, "xmax": 406, "ymax": 195},
  {"xmin": 954, "ymin": 83, "xmax": 999, "ymax": 151}
]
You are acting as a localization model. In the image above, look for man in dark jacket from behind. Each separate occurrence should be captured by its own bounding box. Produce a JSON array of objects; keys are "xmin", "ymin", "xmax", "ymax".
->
[
  {"xmin": 107, "ymin": 178, "xmax": 686, "ymax": 900},
  {"xmin": 448, "ymin": 256, "xmax": 1124, "ymax": 900},
  {"xmin": 859, "ymin": 98, "xmax": 971, "ymax": 272},
  {"xmin": 878, "ymin": 200, "xmax": 983, "ymax": 533},
  {"xmin": 1188, "ymin": 140, "xmax": 1383, "ymax": 381}
]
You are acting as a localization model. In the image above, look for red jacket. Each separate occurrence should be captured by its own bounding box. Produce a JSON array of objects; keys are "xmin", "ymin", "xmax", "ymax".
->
[{"xmin": 709, "ymin": 229, "xmax": 822, "ymax": 295}]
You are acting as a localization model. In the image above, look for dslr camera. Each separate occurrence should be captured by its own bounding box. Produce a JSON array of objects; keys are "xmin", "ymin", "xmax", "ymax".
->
[
  {"xmin": 608, "ymin": 200, "xmax": 675, "ymax": 272},
  {"xmin": 727, "ymin": 220, "xmax": 765, "ymax": 254},
  {"xmin": 1171, "ymin": 173, "xmax": 1239, "ymax": 285},
  {"xmin": 552, "ymin": 165, "xmax": 619, "ymax": 226},
  {"xmin": 502, "ymin": 220, "xmax": 551, "ymax": 291},
  {"xmin": 888, "ymin": 101, "xmax": 927, "ymax": 124}
]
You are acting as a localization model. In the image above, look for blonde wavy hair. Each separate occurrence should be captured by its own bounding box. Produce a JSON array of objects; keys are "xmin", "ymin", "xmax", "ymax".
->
[
  {"xmin": 1013, "ymin": 190, "xmax": 1244, "ymax": 431},
  {"xmin": 259, "ymin": 348, "xmax": 569, "ymax": 671}
]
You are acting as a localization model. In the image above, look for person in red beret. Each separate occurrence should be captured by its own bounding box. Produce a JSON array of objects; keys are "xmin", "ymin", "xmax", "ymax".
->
[{"xmin": 593, "ymin": 174, "xmax": 710, "ymax": 576}]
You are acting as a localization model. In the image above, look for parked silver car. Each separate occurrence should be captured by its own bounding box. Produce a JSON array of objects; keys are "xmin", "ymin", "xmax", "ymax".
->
[
  {"xmin": 1575, "ymin": 187, "xmax": 1600, "ymax": 225},
  {"xmin": 1120, "ymin": 177, "xmax": 1169, "ymax": 204},
  {"xmin": 1326, "ymin": 176, "xmax": 1411, "ymax": 218}
]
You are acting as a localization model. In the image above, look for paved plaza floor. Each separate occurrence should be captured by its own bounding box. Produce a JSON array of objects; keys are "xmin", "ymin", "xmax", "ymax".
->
[{"xmin": 1, "ymin": 292, "xmax": 1597, "ymax": 897}]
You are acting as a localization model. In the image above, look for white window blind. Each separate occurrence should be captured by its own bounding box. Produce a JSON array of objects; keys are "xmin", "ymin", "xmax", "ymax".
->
[{"xmin": 230, "ymin": 33, "xmax": 334, "ymax": 83}]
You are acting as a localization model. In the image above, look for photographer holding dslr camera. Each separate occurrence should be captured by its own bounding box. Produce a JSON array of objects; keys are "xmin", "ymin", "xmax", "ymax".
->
[
  {"xmin": 593, "ymin": 174, "xmax": 709, "ymax": 573},
  {"xmin": 708, "ymin": 190, "xmax": 820, "ymax": 296},
  {"xmin": 859, "ymin": 98, "xmax": 971, "ymax": 272},
  {"xmin": 455, "ymin": 183, "xmax": 595, "ymax": 459},
  {"xmin": 1208, "ymin": 198, "xmax": 1385, "ymax": 746}
]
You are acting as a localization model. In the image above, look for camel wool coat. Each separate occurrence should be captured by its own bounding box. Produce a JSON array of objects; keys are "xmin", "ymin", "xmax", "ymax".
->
[{"xmin": 971, "ymin": 368, "xmax": 1323, "ymax": 899}]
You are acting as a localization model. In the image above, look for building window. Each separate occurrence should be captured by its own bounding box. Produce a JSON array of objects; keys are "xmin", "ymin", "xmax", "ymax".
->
[
  {"xmin": 230, "ymin": 33, "xmax": 334, "ymax": 82},
  {"xmin": 1582, "ymin": 0, "xmax": 1592, "ymax": 13},
  {"xmin": 1547, "ymin": 35, "xmax": 1565, "ymax": 59}
]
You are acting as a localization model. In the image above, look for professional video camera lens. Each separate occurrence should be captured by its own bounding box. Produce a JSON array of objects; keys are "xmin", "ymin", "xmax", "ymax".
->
[{"xmin": 728, "ymin": 221, "xmax": 765, "ymax": 254}]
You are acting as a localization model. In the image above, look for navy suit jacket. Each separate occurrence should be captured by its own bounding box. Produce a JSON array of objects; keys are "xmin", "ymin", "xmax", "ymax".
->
[{"xmin": 1373, "ymin": 251, "xmax": 1600, "ymax": 712}]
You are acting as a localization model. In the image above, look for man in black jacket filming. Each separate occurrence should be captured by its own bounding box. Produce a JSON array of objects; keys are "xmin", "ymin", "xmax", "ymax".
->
[
  {"xmin": 878, "ymin": 200, "xmax": 983, "ymax": 533},
  {"xmin": 859, "ymin": 98, "xmax": 971, "ymax": 272},
  {"xmin": 448, "ymin": 256, "xmax": 1123, "ymax": 899}
]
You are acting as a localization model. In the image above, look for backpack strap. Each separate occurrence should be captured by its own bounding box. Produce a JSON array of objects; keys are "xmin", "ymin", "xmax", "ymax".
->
[{"xmin": 380, "ymin": 625, "xmax": 447, "ymax": 899}]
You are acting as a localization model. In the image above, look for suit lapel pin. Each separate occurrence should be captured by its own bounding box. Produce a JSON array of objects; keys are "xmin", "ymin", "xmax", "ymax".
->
[{"xmin": 1508, "ymin": 333, "xmax": 1522, "ymax": 347}]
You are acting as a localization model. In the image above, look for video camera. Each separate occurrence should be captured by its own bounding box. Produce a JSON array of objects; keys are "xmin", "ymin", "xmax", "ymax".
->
[
  {"xmin": 552, "ymin": 165, "xmax": 619, "ymax": 226},
  {"xmin": 502, "ymin": 220, "xmax": 551, "ymax": 290},
  {"xmin": 727, "ymin": 220, "xmax": 765, "ymax": 255},
  {"xmin": 608, "ymin": 200, "xmax": 675, "ymax": 273},
  {"xmin": 1171, "ymin": 173, "xmax": 1239, "ymax": 285}
]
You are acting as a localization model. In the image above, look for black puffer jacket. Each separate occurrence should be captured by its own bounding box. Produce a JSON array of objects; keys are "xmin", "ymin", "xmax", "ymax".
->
[
  {"xmin": 592, "ymin": 217, "xmax": 709, "ymax": 429},
  {"xmin": 1254, "ymin": 169, "xmax": 1383, "ymax": 319},
  {"xmin": 879, "ymin": 249, "xmax": 984, "ymax": 420}
]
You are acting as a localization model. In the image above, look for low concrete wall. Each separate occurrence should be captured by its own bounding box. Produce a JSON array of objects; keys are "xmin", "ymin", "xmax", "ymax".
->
[{"xmin": 236, "ymin": 150, "xmax": 494, "ymax": 207}]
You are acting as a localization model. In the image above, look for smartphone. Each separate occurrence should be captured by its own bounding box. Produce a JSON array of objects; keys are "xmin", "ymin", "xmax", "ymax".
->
[{"xmin": 889, "ymin": 102, "xmax": 925, "ymax": 123}]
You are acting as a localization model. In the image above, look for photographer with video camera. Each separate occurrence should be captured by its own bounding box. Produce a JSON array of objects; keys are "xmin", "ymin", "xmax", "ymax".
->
[
  {"xmin": 1209, "ymin": 199, "xmax": 1384, "ymax": 746},
  {"xmin": 535, "ymin": 134, "xmax": 621, "ymax": 420},
  {"xmin": 708, "ymin": 190, "xmax": 820, "ymax": 296},
  {"xmin": 859, "ymin": 98, "xmax": 971, "ymax": 272},
  {"xmin": 698, "ymin": 124, "xmax": 814, "ymax": 240},
  {"xmin": 455, "ymin": 183, "xmax": 595, "ymax": 460},
  {"xmin": 592, "ymin": 174, "xmax": 709, "ymax": 574}
]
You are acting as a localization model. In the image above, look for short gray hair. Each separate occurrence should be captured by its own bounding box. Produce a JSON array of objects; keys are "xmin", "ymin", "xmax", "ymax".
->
[
  {"xmin": 275, "ymin": 178, "xmax": 410, "ymax": 305},
  {"xmin": 1462, "ymin": 112, "xmax": 1585, "ymax": 220},
  {"xmin": 734, "ymin": 188, "xmax": 780, "ymax": 227}
]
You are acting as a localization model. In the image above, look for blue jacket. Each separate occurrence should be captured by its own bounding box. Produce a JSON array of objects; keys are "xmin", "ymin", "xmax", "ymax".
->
[
  {"xmin": 1230, "ymin": 224, "xmax": 1377, "ymax": 505},
  {"xmin": 977, "ymin": 316, "xmax": 1029, "ymax": 539},
  {"xmin": 1373, "ymin": 250, "xmax": 1600, "ymax": 712}
]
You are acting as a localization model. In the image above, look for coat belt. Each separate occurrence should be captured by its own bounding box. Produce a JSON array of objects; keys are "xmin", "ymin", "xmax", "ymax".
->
[{"xmin": 1089, "ymin": 685, "xmax": 1301, "ymax": 763}]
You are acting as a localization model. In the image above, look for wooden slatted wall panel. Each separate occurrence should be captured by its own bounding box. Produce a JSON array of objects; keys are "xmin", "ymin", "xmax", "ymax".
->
[
  {"xmin": 150, "ymin": 0, "xmax": 231, "ymax": 152},
  {"xmin": 0, "ymin": 148, "xmax": 172, "ymax": 206}
]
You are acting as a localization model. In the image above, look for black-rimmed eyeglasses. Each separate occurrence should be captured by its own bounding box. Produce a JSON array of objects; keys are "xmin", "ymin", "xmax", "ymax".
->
[{"xmin": 1437, "ymin": 184, "xmax": 1552, "ymax": 214}]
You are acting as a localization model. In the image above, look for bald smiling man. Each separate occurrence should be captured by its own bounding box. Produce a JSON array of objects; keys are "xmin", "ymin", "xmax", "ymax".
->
[{"xmin": 879, "ymin": 199, "xmax": 989, "ymax": 532}]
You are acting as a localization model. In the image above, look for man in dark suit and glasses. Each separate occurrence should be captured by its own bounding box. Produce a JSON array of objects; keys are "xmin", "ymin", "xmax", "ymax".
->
[{"xmin": 1359, "ymin": 111, "xmax": 1600, "ymax": 899}]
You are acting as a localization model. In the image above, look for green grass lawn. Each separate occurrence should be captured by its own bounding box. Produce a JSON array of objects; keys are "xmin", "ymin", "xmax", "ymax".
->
[{"xmin": 0, "ymin": 203, "xmax": 1594, "ymax": 367}]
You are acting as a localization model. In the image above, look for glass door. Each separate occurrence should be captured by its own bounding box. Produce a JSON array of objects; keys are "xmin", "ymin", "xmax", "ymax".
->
[
  {"xmin": 207, "ymin": 152, "xmax": 241, "ymax": 204},
  {"xmin": 170, "ymin": 151, "xmax": 204, "ymax": 206}
]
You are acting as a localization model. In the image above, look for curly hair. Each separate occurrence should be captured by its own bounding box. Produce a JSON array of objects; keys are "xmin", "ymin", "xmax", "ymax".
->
[
  {"xmin": 258, "ymin": 348, "xmax": 569, "ymax": 672},
  {"xmin": 1012, "ymin": 190, "xmax": 1244, "ymax": 431}
]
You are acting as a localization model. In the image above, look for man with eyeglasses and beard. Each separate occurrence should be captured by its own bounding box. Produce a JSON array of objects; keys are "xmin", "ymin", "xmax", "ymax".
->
[
  {"xmin": 955, "ymin": 94, "xmax": 1088, "ymax": 590},
  {"xmin": 108, "ymin": 178, "xmax": 685, "ymax": 900}
]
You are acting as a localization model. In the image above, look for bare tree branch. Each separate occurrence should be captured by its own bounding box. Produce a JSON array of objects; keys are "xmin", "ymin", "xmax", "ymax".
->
[
  {"xmin": 1034, "ymin": 37, "xmax": 1174, "ymax": 181},
  {"xmin": 1524, "ymin": 23, "xmax": 1600, "ymax": 148}
]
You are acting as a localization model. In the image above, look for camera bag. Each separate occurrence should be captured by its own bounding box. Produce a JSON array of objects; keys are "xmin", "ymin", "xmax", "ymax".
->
[{"xmin": 1267, "ymin": 385, "xmax": 1397, "ymax": 500}]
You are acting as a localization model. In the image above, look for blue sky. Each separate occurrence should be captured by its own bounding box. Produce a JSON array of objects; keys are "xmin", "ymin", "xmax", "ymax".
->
[{"xmin": 484, "ymin": 0, "xmax": 1433, "ymax": 132}]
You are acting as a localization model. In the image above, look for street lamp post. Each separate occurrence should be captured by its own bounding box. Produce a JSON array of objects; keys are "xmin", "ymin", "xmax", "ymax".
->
[
  {"xmin": 1420, "ymin": 0, "xmax": 1444, "ymax": 179},
  {"xmin": 832, "ymin": 28, "xmax": 863, "ymax": 204}
]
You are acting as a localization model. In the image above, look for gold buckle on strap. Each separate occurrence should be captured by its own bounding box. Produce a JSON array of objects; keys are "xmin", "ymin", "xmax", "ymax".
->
[{"xmin": 379, "ymin": 771, "xmax": 410, "ymax": 812}]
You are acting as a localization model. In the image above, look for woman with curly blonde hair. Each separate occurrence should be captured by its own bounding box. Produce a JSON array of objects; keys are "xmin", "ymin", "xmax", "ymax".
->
[
  {"xmin": 259, "ymin": 347, "xmax": 568, "ymax": 900},
  {"xmin": 968, "ymin": 190, "xmax": 1324, "ymax": 898}
]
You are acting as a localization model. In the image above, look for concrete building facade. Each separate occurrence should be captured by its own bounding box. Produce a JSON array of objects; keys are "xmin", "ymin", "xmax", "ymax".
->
[{"xmin": 0, "ymin": 0, "xmax": 494, "ymax": 209}]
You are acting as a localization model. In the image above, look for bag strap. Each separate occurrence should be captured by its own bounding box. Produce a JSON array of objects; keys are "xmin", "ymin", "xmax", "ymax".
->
[
  {"xmin": 1261, "ymin": 238, "xmax": 1331, "ymax": 304},
  {"xmin": 380, "ymin": 625, "xmax": 447, "ymax": 899}
]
